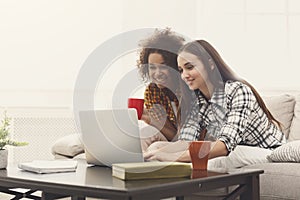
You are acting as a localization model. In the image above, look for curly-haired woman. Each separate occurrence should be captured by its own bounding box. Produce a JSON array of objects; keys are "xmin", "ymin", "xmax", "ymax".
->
[{"xmin": 137, "ymin": 28, "xmax": 188, "ymax": 150}]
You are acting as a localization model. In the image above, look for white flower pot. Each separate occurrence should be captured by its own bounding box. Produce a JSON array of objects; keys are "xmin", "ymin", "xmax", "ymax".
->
[{"xmin": 0, "ymin": 149, "xmax": 8, "ymax": 169}]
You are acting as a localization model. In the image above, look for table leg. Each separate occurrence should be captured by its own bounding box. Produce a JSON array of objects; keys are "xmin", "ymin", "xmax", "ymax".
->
[
  {"xmin": 41, "ymin": 192, "xmax": 68, "ymax": 200},
  {"xmin": 41, "ymin": 192, "xmax": 86, "ymax": 200},
  {"xmin": 240, "ymin": 174, "xmax": 260, "ymax": 200}
]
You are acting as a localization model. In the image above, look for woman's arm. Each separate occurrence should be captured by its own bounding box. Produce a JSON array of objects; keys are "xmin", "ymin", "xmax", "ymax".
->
[
  {"xmin": 209, "ymin": 140, "xmax": 228, "ymax": 159},
  {"xmin": 143, "ymin": 140, "xmax": 190, "ymax": 162},
  {"xmin": 143, "ymin": 85, "xmax": 178, "ymax": 141},
  {"xmin": 144, "ymin": 140, "xmax": 229, "ymax": 162}
]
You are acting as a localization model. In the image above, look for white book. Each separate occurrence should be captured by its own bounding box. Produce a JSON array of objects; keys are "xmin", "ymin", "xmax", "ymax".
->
[{"xmin": 18, "ymin": 160, "xmax": 78, "ymax": 174}]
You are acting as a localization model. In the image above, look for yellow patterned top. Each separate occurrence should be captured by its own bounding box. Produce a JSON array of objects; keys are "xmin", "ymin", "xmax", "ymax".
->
[{"xmin": 144, "ymin": 83, "xmax": 179, "ymax": 130}]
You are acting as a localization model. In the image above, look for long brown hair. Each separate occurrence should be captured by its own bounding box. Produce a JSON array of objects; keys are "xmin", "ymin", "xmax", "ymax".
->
[{"xmin": 178, "ymin": 40, "xmax": 282, "ymax": 129}]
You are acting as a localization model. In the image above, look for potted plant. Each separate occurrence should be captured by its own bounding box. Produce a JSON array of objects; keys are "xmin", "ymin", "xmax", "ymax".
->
[{"xmin": 0, "ymin": 111, "xmax": 28, "ymax": 169}]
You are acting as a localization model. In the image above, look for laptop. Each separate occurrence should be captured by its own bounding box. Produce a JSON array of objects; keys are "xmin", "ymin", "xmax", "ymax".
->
[{"xmin": 79, "ymin": 109, "xmax": 144, "ymax": 167}]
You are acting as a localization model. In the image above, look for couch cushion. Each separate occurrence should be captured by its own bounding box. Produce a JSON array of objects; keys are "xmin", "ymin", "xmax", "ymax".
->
[
  {"xmin": 263, "ymin": 94, "xmax": 295, "ymax": 138},
  {"xmin": 244, "ymin": 163, "xmax": 300, "ymax": 200},
  {"xmin": 289, "ymin": 94, "xmax": 300, "ymax": 141},
  {"xmin": 267, "ymin": 140, "xmax": 300, "ymax": 162}
]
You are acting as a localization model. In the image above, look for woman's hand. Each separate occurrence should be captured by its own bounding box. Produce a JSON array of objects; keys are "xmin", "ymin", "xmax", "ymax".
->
[
  {"xmin": 141, "ymin": 105, "xmax": 177, "ymax": 141},
  {"xmin": 141, "ymin": 109, "xmax": 150, "ymax": 124},
  {"xmin": 141, "ymin": 104, "xmax": 167, "ymax": 130},
  {"xmin": 143, "ymin": 140, "xmax": 229, "ymax": 162},
  {"xmin": 144, "ymin": 149, "xmax": 187, "ymax": 162},
  {"xmin": 143, "ymin": 141, "xmax": 191, "ymax": 162}
]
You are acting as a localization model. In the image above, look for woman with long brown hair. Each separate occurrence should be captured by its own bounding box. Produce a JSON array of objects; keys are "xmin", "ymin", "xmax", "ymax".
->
[{"xmin": 144, "ymin": 40, "xmax": 286, "ymax": 163}]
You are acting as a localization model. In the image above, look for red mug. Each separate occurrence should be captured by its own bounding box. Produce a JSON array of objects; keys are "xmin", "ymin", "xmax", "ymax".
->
[
  {"xmin": 189, "ymin": 141, "xmax": 211, "ymax": 170},
  {"xmin": 128, "ymin": 98, "xmax": 144, "ymax": 120}
]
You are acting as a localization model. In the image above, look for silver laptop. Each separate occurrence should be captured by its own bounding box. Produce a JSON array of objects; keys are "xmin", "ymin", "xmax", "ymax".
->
[{"xmin": 79, "ymin": 109, "xmax": 144, "ymax": 167}]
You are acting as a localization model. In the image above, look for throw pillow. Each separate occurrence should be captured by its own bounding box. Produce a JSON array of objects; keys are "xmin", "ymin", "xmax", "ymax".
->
[
  {"xmin": 263, "ymin": 94, "xmax": 295, "ymax": 138},
  {"xmin": 267, "ymin": 140, "xmax": 300, "ymax": 162},
  {"xmin": 51, "ymin": 133, "xmax": 84, "ymax": 157},
  {"xmin": 289, "ymin": 94, "xmax": 300, "ymax": 140},
  {"xmin": 208, "ymin": 145, "xmax": 272, "ymax": 169}
]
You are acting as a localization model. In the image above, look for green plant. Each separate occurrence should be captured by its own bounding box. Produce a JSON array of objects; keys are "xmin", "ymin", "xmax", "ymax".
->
[{"xmin": 0, "ymin": 111, "xmax": 28, "ymax": 150}]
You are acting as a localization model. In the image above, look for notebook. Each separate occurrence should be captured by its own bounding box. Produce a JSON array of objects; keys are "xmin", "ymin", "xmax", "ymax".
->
[
  {"xmin": 79, "ymin": 109, "xmax": 144, "ymax": 167},
  {"xmin": 18, "ymin": 160, "xmax": 78, "ymax": 174}
]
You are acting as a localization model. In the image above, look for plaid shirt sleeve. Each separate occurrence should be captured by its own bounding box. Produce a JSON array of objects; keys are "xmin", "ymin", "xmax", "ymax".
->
[
  {"xmin": 217, "ymin": 82, "xmax": 254, "ymax": 152},
  {"xmin": 178, "ymin": 100, "xmax": 202, "ymax": 141}
]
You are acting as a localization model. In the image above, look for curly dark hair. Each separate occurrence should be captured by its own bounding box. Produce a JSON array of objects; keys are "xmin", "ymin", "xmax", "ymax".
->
[{"xmin": 137, "ymin": 28, "xmax": 185, "ymax": 83}]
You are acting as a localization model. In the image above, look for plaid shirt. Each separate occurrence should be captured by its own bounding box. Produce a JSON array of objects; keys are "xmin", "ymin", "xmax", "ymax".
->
[
  {"xmin": 144, "ymin": 83, "xmax": 179, "ymax": 129},
  {"xmin": 179, "ymin": 81, "xmax": 286, "ymax": 152}
]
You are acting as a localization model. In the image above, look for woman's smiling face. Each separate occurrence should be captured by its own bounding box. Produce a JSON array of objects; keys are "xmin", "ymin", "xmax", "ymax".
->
[
  {"xmin": 148, "ymin": 53, "xmax": 174, "ymax": 89},
  {"xmin": 177, "ymin": 51, "xmax": 210, "ymax": 91}
]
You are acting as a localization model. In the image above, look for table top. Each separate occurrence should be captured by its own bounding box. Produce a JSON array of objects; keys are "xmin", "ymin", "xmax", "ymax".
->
[{"xmin": 0, "ymin": 160, "xmax": 263, "ymax": 199}]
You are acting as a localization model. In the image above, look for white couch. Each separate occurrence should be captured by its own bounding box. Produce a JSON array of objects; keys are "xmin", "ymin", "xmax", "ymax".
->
[
  {"xmin": 243, "ymin": 93, "xmax": 300, "ymax": 200},
  {"xmin": 52, "ymin": 92, "xmax": 300, "ymax": 200}
]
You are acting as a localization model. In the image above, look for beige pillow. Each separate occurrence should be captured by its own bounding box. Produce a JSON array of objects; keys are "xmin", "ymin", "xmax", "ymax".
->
[
  {"xmin": 51, "ymin": 134, "xmax": 84, "ymax": 157},
  {"xmin": 263, "ymin": 94, "xmax": 296, "ymax": 138},
  {"xmin": 267, "ymin": 140, "xmax": 300, "ymax": 162},
  {"xmin": 289, "ymin": 94, "xmax": 300, "ymax": 140},
  {"xmin": 208, "ymin": 145, "xmax": 272, "ymax": 169}
]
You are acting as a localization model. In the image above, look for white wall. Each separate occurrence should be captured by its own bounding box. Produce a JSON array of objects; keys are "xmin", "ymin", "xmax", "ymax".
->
[
  {"xmin": 195, "ymin": 0, "xmax": 300, "ymax": 92},
  {"xmin": 0, "ymin": 0, "xmax": 300, "ymax": 108}
]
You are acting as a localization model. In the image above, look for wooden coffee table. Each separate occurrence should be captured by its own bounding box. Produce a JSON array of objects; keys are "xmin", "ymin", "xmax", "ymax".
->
[{"xmin": 0, "ymin": 160, "xmax": 263, "ymax": 200}]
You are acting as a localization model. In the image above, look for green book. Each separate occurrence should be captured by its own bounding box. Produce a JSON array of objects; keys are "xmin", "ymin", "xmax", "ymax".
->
[{"xmin": 112, "ymin": 161, "xmax": 192, "ymax": 180}]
